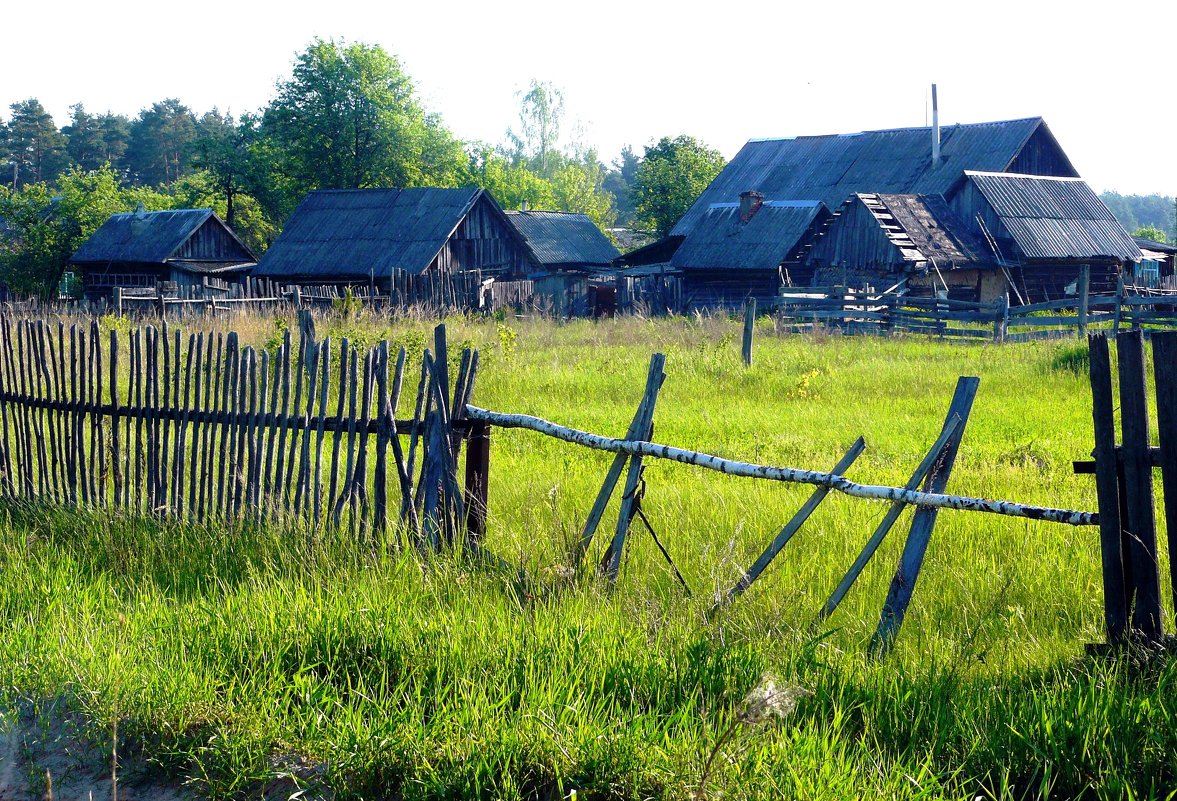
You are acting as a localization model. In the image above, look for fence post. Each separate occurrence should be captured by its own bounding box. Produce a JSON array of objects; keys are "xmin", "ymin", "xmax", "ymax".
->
[
  {"xmin": 1077, "ymin": 265, "xmax": 1091, "ymax": 338},
  {"xmin": 993, "ymin": 294, "xmax": 1008, "ymax": 343},
  {"xmin": 293, "ymin": 285, "xmax": 303, "ymax": 310},
  {"xmin": 113, "ymin": 286, "xmax": 123, "ymax": 317},
  {"xmin": 1150, "ymin": 331, "xmax": 1177, "ymax": 623},
  {"xmin": 464, "ymin": 421, "xmax": 490, "ymax": 541},
  {"xmin": 742, "ymin": 298, "xmax": 756, "ymax": 366}
]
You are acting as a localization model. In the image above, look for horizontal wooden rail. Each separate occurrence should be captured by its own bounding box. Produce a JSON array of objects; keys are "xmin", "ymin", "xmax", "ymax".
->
[{"xmin": 465, "ymin": 405, "xmax": 1098, "ymax": 526}]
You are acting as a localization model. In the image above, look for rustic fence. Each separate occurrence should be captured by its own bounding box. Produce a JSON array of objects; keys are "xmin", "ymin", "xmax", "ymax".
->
[
  {"xmin": 775, "ymin": 278, "xmax": 1177, "ymax": 342},
  {"xmin": 1080, "ymin": 329, "xmax": 1177, "ymax": 647},
  {"xmin": 1, "ymin": 309, "xmax": 1156, "ymax": 654},
  {"xmin": 0, "ymin": 315, "xmax": 487, "ymax": 549}
]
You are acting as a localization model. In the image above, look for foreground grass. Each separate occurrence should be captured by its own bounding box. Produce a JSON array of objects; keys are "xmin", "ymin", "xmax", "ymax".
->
[{"xmin": 1, "ymin": 315, "xmax": 1174, "ymax": 799}]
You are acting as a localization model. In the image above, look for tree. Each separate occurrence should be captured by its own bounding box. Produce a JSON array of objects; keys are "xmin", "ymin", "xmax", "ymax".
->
[
  {"xmin": 193, "ymin": 110, "xmax": 257, "ymax": 229},
  {"xmin": 262, "ymin": 37, "xmax": 467, "ymax": 203},
  {"xmin": 506, "ymin": 80, "xmax": 565, "ymax": 177},
  {"xmin": 63, "ymin": 105, "xmax": 131, "ymax": 175},
  {"xmin": 602, "ymin": 145, "xmax": 639, "ymax": 225},
  {"xmin": 1134, "ymin": 225, "xmax": 1168, "ymax": 244},
  {"xmin": 4, "ymin": 99, "xmax": 68, "ymax": 188},
  {"xmin": 0, "ymin": 166, "xmax": 127, "ymax": 294},
  {"xmin": 125, "ymin": 99, "xmax": 198, "ymax": 185},
  {"xmin": 551, "ymin": 155, "xmax": 616, "ymax": 231},
  {"xmin": 631, "ymin": 135, "xmax": 726, "ymax": 237}
]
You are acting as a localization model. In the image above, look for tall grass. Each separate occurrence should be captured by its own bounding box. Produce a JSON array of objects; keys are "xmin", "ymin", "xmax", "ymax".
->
[{"xmin": 0, "ymin": 314, "xmax": 1172, "ymax": 800}]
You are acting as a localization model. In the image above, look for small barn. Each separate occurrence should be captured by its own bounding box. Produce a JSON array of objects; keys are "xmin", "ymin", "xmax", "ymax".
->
[
  {"xmin": 1133, "ymin": 236, "xmax": 1177, "ymax": 289},
  {"xmin": 503, "ymin": 210, "xmax": 621, "ymax": 316},
  {"xmin": 948, "ymin": 172, "xmax": 1140, "ymax": 302},
  {"xmin": 668, "ymin": 194, "xmax": 831, "ymax": 311},
  {"xmin": 804, "ymin": 193, "xmax": 999, "ymax": 300},
  {"xmin": 70, "ymin": 208, "xmax": 256, "ymax": 300},
  {"xmin": 254, "ymin": 188, "xmax": 533, "ymax": 307}
]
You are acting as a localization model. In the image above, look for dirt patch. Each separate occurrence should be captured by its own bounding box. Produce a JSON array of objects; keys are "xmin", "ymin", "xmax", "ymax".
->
[{"xmin": 0, "ymin": 703, "xmax": 190, "ymax": 801}]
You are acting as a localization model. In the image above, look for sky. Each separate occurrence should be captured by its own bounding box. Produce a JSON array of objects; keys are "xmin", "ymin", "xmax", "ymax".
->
[{"xmin": 3, "ymin": 0, "xmax": 1175, "ymax": 196}]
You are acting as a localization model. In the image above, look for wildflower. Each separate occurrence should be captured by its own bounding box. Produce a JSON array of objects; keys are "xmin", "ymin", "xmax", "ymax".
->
[{"xmin": 737, "ymin": 674, "xmax": 812, "ymax": 725}]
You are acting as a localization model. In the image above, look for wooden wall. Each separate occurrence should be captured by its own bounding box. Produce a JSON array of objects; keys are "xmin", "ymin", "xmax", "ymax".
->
[
  {"xmin": 1006, "ymin": 126, "xmax": 1080, "ymax": 178},
  {"xmin": 172, "ymin": 219, "xmax": 254, "ymax": 262},
  {"xmin": 431, "ymin": 198, "xmax": 534, "ymax": 279}
]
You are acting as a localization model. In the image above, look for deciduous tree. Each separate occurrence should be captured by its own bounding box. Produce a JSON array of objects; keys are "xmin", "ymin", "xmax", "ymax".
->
[{"xmin": 631, "ymin": 135, "xmax": 725, "ymax": 237}]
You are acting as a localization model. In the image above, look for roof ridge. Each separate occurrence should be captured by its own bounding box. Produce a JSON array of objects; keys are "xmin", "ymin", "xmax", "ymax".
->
[{"xmin": 746, "ymin": 116, "xmax": 1043, "ymax": 144}]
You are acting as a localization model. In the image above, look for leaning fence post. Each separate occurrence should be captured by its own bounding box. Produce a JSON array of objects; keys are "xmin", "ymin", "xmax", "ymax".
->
[
  {"xmin": 742, "ymin": 298, "xmax": 756, "ymax": 366},
  {"xmin": 1117, "ymin": 329, "xmax": 1164, "ymax": 639},
  {"xmin": 871, "ymin": 375, "xmax": 980, "ymax": 657}
]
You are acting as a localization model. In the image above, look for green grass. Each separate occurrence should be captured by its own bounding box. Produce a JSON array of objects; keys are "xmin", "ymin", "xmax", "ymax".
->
[{"xmin": 1, "ymin": 314, "xmax": 1174, "ymax": 800}]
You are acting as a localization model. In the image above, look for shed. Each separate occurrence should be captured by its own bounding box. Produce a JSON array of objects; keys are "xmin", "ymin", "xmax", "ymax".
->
[
  {"xmin": 70, "ymin": 208, "xmax": 256, "ymax": 300},
  {"xmin": 669, "ymin": 196, "xmax": 831, "ymax": 311},
  {"xmin": 254, "ymin": 188, "xmax": 534, "ymax": 307},
  {"xmin": 949, "ymin": 172, "xmax": 1140, "ymax": 301},
  {"xmin": 501, "ymin": 210, "xmax": 622, "ymax": 317},
  {"xmin": 1132, "ymin": 236, "xmax": 1177, "ymax": 289},
  {"xmin": 805, "ymin": 193, "xmax": 999, "ymax": 299}
]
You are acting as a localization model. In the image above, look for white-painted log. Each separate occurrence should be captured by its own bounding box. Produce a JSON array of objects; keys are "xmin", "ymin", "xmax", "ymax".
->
[{"xmin": 464, "ymin": 404, "xmax": 1097, "ymax": 527}]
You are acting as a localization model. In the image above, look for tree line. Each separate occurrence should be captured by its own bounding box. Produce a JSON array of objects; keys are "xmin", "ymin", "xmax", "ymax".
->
[{"xmin": 0, "ymin": 38, "xmax": 726, "ymax": 295}]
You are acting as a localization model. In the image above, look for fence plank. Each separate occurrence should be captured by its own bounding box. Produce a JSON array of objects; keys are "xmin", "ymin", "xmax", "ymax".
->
[
  {"xmin": 871, "ymin": 376, "xmax": 980, "ymax": 657},
  {"xmin": 817, "ymin": 414, "xmax": 963, "ymax": 623},
  {"xmin": 1117, "ymin": 329, "xmax": 1164, "ymax": 639},
  {"xmin": 719, "ymin": 437, "xmax": 867, "ymax": 608},
  {"xmin": 1150, "ymin": 331, "xmax": 1177, "ymax": 625}
]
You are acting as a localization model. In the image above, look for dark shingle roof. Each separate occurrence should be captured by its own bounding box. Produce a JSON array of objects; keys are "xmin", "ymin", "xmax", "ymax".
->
[
  {"xmin": 965, "ymin": 172, "xmax": 1140, "ymax": 261},
  {"xmin": 255, "ymin": 188, "xmax": 495, "ymax": 279},
  {"xmin": 71, "ymin": 209, "xmax": 221, "ymax": 264},
  {"xmin": 504, "ymin": 211, "xmax": 620, "ymax": 269},
  {"xmin": 670, "ymin": 200, "xmax": 829, "ymax": 271},
  {"xmin": 673, "ymin": 118, "xmax": 1069, "ymax": 236},
  {"xmin": 871, "ymin": 194, "xmax": 993, "ymax": 267}
]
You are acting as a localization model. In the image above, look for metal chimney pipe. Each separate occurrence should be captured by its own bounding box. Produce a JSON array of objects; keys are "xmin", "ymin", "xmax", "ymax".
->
[{"xmin": 932, "ymin": 84, "xmax": 941, "ymax": 165}]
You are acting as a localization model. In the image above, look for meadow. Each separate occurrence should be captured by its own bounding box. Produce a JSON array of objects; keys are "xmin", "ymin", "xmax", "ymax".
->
[{"xmin": 0, "ymin": 312, "xmax": 1174, "ymax": 800}]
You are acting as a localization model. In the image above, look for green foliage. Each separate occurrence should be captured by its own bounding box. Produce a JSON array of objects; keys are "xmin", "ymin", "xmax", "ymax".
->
[
  {"xmin": 262, "ymin": 38, "xmax": 469, "ymax": 204},
  {"xmin": 0, "ymin": 165, "xmax": 128, "ymax": 294},
  {"xmin": 1101, "ymin": 191, "xmax": 1176, "ymax": 242},
  {"xmin": 496, "ymin": 321, "xmax": 518, "ymax": 361},
  {"xmin": 1133, "ymin": 224, "xmax": 1168, "ymax": 244},
  {"xmin": 1051, "ymin": 343, "xmax": 1090, "ymax": 374},
  {"xmin": 631, "ymin": 135, "xmax": 726, "ymax": 237},
  {"xmin": 125, "ymin": 98, "xmax": 199, "ymax": 186},
  {"xmin": 332, "ymin": 286, "xmax": 366, "ymax": 320},
  {"xmin": 506, "ymin": 80, "xmax": 565, "ymax": 178},
  {"xmin": 3, "ymin": 98, "xmax": 68, "ymax": 187}
]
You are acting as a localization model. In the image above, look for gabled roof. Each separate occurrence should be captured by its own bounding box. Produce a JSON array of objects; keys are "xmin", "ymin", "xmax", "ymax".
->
[
  {"xmin": 504, "ymin": 211, "xmax": 620, "ymax": 270},
  {"xmin": 255, "ymin": 188, "xmax": 511, "ymax": 279},
  {"xmin": 71, "ymin": 208, "xmax": 253, "ymax": 264},
  {"xmin": 673, "ymin": 118, "xmax": 1072, "ymax": 236},
  {"xmin": 869, "ymin": 193, "xmax": 992, "ymax": 268},
  {"xmin": 964, "ymin": 172, "xmax": 1140, "ymax": 261},
  {"xmin": 670, "ymin": 200, "xmax": 830, "ymax": 271}
]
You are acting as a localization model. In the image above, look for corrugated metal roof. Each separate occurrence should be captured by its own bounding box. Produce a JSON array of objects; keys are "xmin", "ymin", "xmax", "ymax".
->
[
  {"xmin": 965, "ymin": 172, "xmax": 1140, "ymax": 261},
  {"xmin": 255, "ymin": 188, "xmax": 490, "ymax": 279},
  {"xmin": 71, "ymin": 209, "xmax": 218, "ymax": 263},
  {"xmin": 670, "ymin": 201, "xmax": 829, "ymax": 271},
  {"xmin": 873, "ymin": 194, "xmax": 993, "ymax": 268},
  {"xmin": 504, "ymin": 211, "xmax": 620, "ymax": 269},
  {"xmin": 673, "ymin": 118, "xmax": 1062, "ymax": 236}
]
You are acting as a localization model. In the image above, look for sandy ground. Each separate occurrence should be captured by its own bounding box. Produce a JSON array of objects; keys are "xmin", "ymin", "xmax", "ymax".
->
[
  {"xmin": 0, "ymin": 704, "xmax": 190, "ymax": 801},
  {"xmin": 0, "ymin": 702, "xmax": 331, "ymax": 801}
]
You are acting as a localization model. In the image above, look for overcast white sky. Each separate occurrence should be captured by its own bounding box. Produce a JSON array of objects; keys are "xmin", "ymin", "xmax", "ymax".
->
[{"xmin": 4, "ymin": 0, "xmax": 1175, "ymax": 195}]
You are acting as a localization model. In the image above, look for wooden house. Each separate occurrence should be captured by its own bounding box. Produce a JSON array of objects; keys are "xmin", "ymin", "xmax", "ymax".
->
[
  {"xmin": 668, "ymin": 194, "xmax": 831, "ymax": 311},
  {"xmin": 503, "ymin": 210, "xmax": 621, "ymax": 316},
  {"xmin": 254, "ymin": 188, "xmax": 533, "ymax": 307},
  {"xmin": 803, "ymin": 193, "xmax": 999, "ymax": 300},
  {"xmin": 70, "ymin": 207, "xmax": 255, "ymax": 300},
  {"xmin": 631, "ymin": 117, "xmax": 1081, "ymax": 306},
  {"xmin": 947, "ymin": 172, "xmax": 1140, "ymax": 302}
]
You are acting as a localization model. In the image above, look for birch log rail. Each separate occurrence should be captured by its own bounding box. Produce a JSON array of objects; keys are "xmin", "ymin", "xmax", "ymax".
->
[{"xmin": 463, "ymin": 404, "xmax": 1098, "ymax": 527}]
